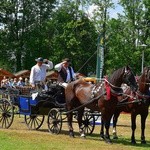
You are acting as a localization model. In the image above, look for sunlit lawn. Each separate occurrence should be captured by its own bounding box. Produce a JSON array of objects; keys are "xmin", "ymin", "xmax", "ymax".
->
[{"xmin": 0, "ymin": 113, "xmax": 150, "ymax": 150}]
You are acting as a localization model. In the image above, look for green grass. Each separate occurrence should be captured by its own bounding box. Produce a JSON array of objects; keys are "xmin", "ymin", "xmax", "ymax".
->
[{"xmin": 0, "ymin": 114, "xmax": 150, "ymax": 150}]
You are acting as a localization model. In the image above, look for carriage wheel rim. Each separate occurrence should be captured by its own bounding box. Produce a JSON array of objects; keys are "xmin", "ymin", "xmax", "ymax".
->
[
  {"xmin": 82, "ymin": 113, "xmax": 95, "ymax": 135},
  {"xmin": 47, "ymin": 108, "xmax": 62, "ymax": 134},
  {"xmin": 0, "ymin": 99, "xmax": 14, "ymax": 129},
  {"xmin": 24, "ymin": 115, "xmax": 45, "ymax": 130}
]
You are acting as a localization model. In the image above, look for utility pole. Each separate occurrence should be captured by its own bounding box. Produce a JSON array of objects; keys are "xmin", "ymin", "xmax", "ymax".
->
[
  {"xmin": 139, "ymin": 44, "xmax": 147, "ymax": 73},
  {"xmin": 96, "ymin": 35, "xmax": 104, "ymax": 81}
]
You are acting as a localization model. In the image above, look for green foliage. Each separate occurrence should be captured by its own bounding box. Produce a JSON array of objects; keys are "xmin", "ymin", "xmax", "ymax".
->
[{"xmin": 0, "ymin": 0, "xmax": 150, "ymax": 75}]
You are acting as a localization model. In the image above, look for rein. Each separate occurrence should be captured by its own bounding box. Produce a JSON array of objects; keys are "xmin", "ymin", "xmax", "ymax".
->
[
  {"xmin": 136, "ymin": 91, "xmax": 150, "ymax": 99},
  {"xmin": 117, "ymin": 99, "xmax": 143, "ymax": 107},
  {"xmin": 104, "ymin": 78, "xmax": 123, "ymax": 90},
  {"xmin": 66, "ymin": 92, "xmax": 105, "ymax": 114},
  {"xmin": 139, "ymin": 82, "xmax": 150, "ymax": 85},
  {"xmin": 117, "ymin": 90, "xmax": 150, "ymax": 107},
  {"xmin": 96, "ymin": 78, "xmax": 123, "ymax": 90}
]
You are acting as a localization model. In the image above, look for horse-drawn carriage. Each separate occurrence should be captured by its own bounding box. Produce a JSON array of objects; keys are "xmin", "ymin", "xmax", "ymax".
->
[
  {"xmin": 1, "ymin": 65, "xmax": 146, "ymax": 144},
  {"xmin": 0, "ymin": 82, "xmax": 96, "ymax": 135}
]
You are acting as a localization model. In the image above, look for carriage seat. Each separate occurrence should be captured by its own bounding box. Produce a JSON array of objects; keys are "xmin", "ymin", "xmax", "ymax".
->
[{"xmin": 15, "ymin": 86, "xmax": 32, "ymax": 96}]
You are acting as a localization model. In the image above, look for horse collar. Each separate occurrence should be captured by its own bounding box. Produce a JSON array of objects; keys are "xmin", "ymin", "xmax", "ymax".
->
[{"xmin": 91, "ymin": 83, "xmax": 104, "ymax": 98}]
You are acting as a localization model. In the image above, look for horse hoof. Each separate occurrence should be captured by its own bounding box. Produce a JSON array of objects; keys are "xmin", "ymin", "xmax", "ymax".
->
[
  {"xmin": 80, "ymin": 133, "xmax": 86, "ymax": 138},
  {"xmin": 131, "ymin": 141, "xmax": 136, "ymax": 145},
  {"xmin": 100, "ymin": 133, "xmax": 104, "ymax": 140},
  {"xmin": 105, "ymin": 139, "xmax": 112, "ymax": 144},
  {"xmin": 69, "ymin": 132, "xmax": 74, "ymax": 138},
  {"xmin": 113, "ymin": 135, "xmax": 118, "ymax": 140},
  {"xmin": 141, "ymin": 140, "xmax": 146, "ymax": 144}
]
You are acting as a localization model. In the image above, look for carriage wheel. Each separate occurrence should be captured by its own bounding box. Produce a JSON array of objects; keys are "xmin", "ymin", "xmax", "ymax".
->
[
  {"xmin": 0, "ymin": 98, "xmax": 14, "ymax": 129},
  {"xmin": 24, "ymin": 115, "xmax": 45, "ymax": 130},
  {"xmin": 82, "ymin": 112, "xmax": 95, "ymax": 135},
  {"xmin": 47, "ymin": 108, "xmax": 62, "ymax": 134}
]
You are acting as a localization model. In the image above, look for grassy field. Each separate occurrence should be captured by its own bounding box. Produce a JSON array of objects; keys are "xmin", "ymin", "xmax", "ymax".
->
[{"xmin": 0, "ymin": 113, "xmax": 150, "ymax": 150}]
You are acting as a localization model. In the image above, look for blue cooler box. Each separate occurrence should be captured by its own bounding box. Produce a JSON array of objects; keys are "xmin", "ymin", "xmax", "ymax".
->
[{"xmin": 19, "ymin": 96, "xmax": 38, "ymax": 114}]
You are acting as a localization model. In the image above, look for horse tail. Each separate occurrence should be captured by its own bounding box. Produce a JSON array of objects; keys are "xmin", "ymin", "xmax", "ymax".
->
[{"xmin": 65, "ymin": 79, "xmax": 85, "ymax": 104}]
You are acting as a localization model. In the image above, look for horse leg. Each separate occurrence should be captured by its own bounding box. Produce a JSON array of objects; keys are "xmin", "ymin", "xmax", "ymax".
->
[
  {"xmin": 77, "ymin": 108, "xmax": 85, "ymax": 138},
  {"xmin": 104, "ymin": 119, "xmax": 112, "ymax": 143},
  {"xmin": 100, "ymin": 118, "xmax": 104, "ymax": 139},
  {"xmin": 141, "ymin": 112, "xmax": 148, "ymax": 144},
  {"xmin": 66, "ymin": 102, "xmax": 74, "ymax": 137},
  {"xmin": 131, "ymin": 113, "xmax": 137, "ymax": 144},
  {"xmin": 112, "ymin": 110, "xmax": 120, "ymax": 139}
]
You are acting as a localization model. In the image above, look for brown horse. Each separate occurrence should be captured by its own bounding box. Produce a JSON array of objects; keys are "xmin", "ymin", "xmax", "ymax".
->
[
  {"xmin": 112, "ymin": 67, "xmax": 150, "ymax": 144},
  {"xmin": 65, "ymin": 66, "xmax": 137, "ymax": 143}
]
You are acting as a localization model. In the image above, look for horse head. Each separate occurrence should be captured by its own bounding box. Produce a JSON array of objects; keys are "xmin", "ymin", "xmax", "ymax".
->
[
  {"xmin": 109, "ymin": 66, "xmax": 137, "ymax": 92},
  {"xmin": 122, "ymin": 66, "xmax": 138, "ymax": 92},
  {"xmin": 143, "ymin": 66, "xmax": 150, "ymax": 83}
]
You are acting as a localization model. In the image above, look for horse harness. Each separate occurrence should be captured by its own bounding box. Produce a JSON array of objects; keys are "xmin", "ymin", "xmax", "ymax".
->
[{"xmin": 91, "ymin": 79, "xmax": 124, "ymax": 101}]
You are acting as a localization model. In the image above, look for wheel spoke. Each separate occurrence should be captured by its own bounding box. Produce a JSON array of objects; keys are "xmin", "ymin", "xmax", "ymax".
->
[
  {"xmin": 5, "ymin": 117, "xmax": 10, "ymax": 126},
  {"xmin": 35, "ymin": 118, "xmax": 40, "ymax": 127},
  {"xmin": 27, "ymin": 118, "xmax": 32, "ymax": 125},
  {"xmin": 0, "ymin": 116, "xmax": 4, "ymax": 125},
  {"xmin": 47, "ymin": 109, "xmax": 62, "ymax": 134},
  {"xmin": 36, "ymin": 117, "xmax": 43, "ymax": 123},
  {"xmin": 25, "ymin": 115, "xmax": 44, "ymax": 130},
  {"xmin": 0, "ymin": 105, "xmax": 4, "ymax": 111},
  {"xmin": 0, "ymin": 100, "xmax": 14, "ymax": 128},
  {"xmin": 2, "ymin": 117, "xmax": 5, "ymax": 128},
  {"xmin": 5, "ymin": 103, "xmax": 9, "ymax": 111},
  {"xmin": 4, "ymin": 116, "xmax": 7, "ymax": 128},
  {"xmin": 30, "ymin": 119, "xmax": 34, "ymax": 129},
  {"xmin": 87, "ymin": 125, "xmax": 92, "ymax": 132},
  {"xmin": 6, "ymin": 107, "xmax": 12, "ymax": 113},
  {"xmin": 33, "ymin": 119, "xmax": 36, "ymax": 129},
  {"xmin": 50, "ymin": 124, "xmax": 54, "ymax": 131}
]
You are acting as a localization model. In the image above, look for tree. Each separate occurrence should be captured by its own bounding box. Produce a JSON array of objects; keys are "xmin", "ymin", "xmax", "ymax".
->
[
  {"xmin": 49, "ymin": 0, "xmax": 97, "ymax": 75},
  {"xmin": 0, "ymin": 0, "xmax": 57, "ymax": 72}
]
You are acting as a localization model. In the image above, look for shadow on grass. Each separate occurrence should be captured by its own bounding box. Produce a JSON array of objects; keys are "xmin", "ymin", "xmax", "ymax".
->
[
  {"xmin": 89, "ymin": 133, "xmax": 150, "ymax": 147},
  {"xmin": 37, "ymin": 128, "xmax": 150, "ymax": 148},
  {"xmin": 112, "ymin": 137, "xmax": 150, "ymax": 148},
  {"xmin": 116, "ymin": 124, "xmax": 130, "ymax": 127}
]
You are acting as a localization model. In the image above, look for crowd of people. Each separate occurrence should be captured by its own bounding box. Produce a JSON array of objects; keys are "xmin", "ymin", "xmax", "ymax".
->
[
  {"xmin": 0, "ymin": 57, "xmax": 76, "ymax": 90},
  {"xmin": 1, "ymin": 76, "xmax": 30, "ymax": 88}
]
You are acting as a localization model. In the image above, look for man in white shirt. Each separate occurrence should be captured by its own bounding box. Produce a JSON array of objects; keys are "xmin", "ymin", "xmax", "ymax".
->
[
  {"xmin": 55, "ymin": 58, "xmax": 75, "ymax": 86},
  {"xmin": 30, "ymin": 57, "xmax": 53, "ymax": 89}
]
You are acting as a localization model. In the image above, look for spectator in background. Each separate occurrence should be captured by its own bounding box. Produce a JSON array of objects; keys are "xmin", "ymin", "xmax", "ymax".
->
[
  {"xmin": 24, "ymin": 78, "xmax": 30, "ymax": 86},
  {"xmin": 1, "ymin": 76, "xmax": 7, "ymax": 87},
  {"xmin": 8, "ymin": 78, "xmax": 14, "ymax": 87},
  {"xmin": 17, "ymin": 77, "xmax": 25, "ymax": 87},
  {"xmin": 12, "ymin": 78, "xmax": 18, "ymax": 87}
]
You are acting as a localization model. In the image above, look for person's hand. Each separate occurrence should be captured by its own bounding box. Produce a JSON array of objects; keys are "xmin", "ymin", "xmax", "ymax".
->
[
  {"xmin": 44, "ymin": 59, "xmax": 48, "ymax": 63},
  {"xmin": 31, "ymin": 84, "xmax": 35, "ymax": 89},
  {"xmin": 62, "ymin": 61, "xmax": 67, "ymax": 64}
]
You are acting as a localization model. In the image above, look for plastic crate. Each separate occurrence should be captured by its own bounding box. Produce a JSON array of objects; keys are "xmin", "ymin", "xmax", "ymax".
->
[{"xmin": 19, "ymin": 96, "xmax": 30, "ymax": 113}]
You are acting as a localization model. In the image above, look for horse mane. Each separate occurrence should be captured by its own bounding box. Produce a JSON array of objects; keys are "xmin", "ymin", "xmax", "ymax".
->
[
  {"xmin": 109, "ymin": 67, "xmax": 125, "ymax": 85},
  {"xmin": 138, "ymin": 66, "xmax": 150, "ymax": 94}
]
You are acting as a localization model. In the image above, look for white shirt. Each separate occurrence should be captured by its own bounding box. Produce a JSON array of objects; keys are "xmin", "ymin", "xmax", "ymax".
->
[
  {"xmin": 55, "ymin": 63, "xmax": 75, "ymax": 82},
  {"xmin": 30, "ymin": 61, "xmax": 53, "ymax": 85}
]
